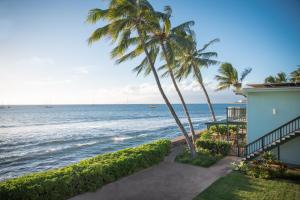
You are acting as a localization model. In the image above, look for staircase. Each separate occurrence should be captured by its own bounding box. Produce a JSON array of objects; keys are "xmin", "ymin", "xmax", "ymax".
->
[{"xmin": 243, "ymin": 116, "xmax": 300, "ymax": 160}]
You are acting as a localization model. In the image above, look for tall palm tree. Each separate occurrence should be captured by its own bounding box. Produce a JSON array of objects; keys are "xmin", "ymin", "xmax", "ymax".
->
[
  {"xmin": 265, "ymin": 72, "xmax": 288, "ymax": 83},
  {"xmin": 135, "ymin": 8, "xmax": 197, "ymax": 143},
  {"xmin": 290, "ymin": 66, "xmax": 300, "ymax": 83},
  {"xmin": 215, "ymin": 62, "xmax": 252, "ymax": 94},
  {"xmin": 175, "ymin": 37, "xmax": 219, "ymax": 122},
  {"xmin": 86, "ymin": 0, "xmax": 196, "ymax": 156}
]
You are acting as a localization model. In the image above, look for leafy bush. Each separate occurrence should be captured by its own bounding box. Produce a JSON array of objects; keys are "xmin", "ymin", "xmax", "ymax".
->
[
  {"xmin": 231, "ymin": 161, "xmax": 248, "ymax": 172},
  {"xmin": 232, "ymin": 151, "xmax": 290, "ymax": 179},
  {"xmin": 175, "ymin": 149, "xmax": 222, "ymax": 167},
  {"xmin": 0, "ymin": 139, "xmax": 171, "ymax": 200},
  {"xmin": 196, "ymin": 139, "xmax": 231, "ymax": 156},
  {"xmin": 199, "ymin": 130, "xmax": 212, "ymax": 140},
  {"xmin": 261, "ymin": 151, "xmax": 276, "ymax": 162},
  {"xmin": 208, "ymin": 125, "xmax": 237, "ymax": 136},
  {"xmin": 247, "ymin": 159, "xmax": 287, "ymax": 179}
]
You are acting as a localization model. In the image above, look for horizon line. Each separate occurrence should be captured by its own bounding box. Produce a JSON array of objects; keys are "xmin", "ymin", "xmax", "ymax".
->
[{"xmin": 0, "ymin": 102, "xmax": 245, "ymax": 106}]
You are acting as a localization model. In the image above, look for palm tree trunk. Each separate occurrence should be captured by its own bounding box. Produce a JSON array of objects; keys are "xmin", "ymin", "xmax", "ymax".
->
[
  {"xmin": 194, "ymin": 66, "xmax": 217, "ymax": 122},
  {"xmin": 161, "ymin": 42, "xmax": 197, "ymax": 144},
  {"xmin": 137, "ymin": 29, "xmax": 196, "ymax": 157}
]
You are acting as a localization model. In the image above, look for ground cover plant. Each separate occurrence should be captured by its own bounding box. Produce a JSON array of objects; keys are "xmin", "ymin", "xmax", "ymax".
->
[
  {"xmin": 231, "ymin": 151, "xmax": 300, "ymax": 180},
  {"xmin": 175, "ymin": 149, "xmax": 222, "ymax": 167},
  {"xmin": 175, "ymin": 139, "xmax": 231, "ymax": 167}
]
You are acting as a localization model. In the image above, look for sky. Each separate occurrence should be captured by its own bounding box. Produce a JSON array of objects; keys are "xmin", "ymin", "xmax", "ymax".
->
[{"xmin": 0, "ymin": 0, "xmax": 299, "ymax": 105}]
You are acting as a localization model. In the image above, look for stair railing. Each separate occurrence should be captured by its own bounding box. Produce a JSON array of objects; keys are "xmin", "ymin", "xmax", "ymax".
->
[{"xmin": 243, "ymin": 116, "xmax": 300, "ymax": 158}]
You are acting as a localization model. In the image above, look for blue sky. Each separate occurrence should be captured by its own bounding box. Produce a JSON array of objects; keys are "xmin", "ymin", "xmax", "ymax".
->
[{"xmin": 0, "ymin": 0, "xmax": 299, "ymax": 104}]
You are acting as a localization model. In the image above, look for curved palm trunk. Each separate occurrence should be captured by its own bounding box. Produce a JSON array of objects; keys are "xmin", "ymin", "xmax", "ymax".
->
[
  {"xmin": 193, "ymin": 66, "xmax": 217, "ymax": 122},
  {"xmin": 161, "ymin": 42, "xmax": 197, "ymax": 144},
  {"xmin": 137, "ymin": 29, "xmax": 196, "ymax": 157}
]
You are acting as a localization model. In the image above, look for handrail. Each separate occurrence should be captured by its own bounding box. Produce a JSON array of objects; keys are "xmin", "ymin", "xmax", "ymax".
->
[
  {"xmin": 244, "ymin": 115, "xmax": 300, "ymax": 157},
  {"xmin": 226, "ymin": 107, "xmax": 246, "ymax": 122}
]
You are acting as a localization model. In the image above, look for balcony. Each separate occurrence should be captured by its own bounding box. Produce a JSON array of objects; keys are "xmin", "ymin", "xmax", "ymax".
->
[{"xmin": 227, "ymin": 107, "xmax": 246, "ymax": 122}]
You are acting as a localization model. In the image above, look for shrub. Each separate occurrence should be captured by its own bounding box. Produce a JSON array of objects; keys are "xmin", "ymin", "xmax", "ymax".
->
[
  {"xmin": 208, "ymin": 125, "xmax": 237, "ymax": 136},
  {"xmin": 231, "ymin": 161, "xmax": 248, "ymax": 172},
  {"xmin": 175, "ymin": 149, "xmax": 222, "ymax": 167},
  {"xmin": 261, "ymin": 151, "xmax": 276, "ymax": 162},
  {"xmin": 196, "ymin": 139, "xmax": 231, "ymax": 156},
  {"xmin": 247, "ymin": 158, "xmax": 288, "ymax": 179},
  {"xmin": 0, "ymin": 139, "xmax": 171, "ymax": 200},
  {"xmin": 199, "ymin": 130, "xmax": 212, "ymax": 140},
  {"xmin": 233, "ymin": 151, "xmax": 290, "ymax": 179}
]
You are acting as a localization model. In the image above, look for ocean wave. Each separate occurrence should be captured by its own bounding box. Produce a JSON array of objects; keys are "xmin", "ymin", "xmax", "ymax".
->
[
  {"xmin": 113, "ymin": 136, "xmax": 133, "ymax": 142},
  {"xmin": 75, "ymin": 141, "xmax": 98, "ymax": 147},
  {"xmin": 0, "ymin": 104, "xmax": 231, "ymax": 180}
]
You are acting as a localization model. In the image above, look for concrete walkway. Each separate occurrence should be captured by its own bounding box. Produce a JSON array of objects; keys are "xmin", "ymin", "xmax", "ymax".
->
[{"xmin": 69, "ymin": 147, "xmax": 239, "ymax": 200}]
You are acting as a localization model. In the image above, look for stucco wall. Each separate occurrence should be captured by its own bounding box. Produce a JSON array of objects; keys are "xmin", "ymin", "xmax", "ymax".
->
[{"xmin": 247, "ymin": 89, "xmax": 300, "ymax": 165}]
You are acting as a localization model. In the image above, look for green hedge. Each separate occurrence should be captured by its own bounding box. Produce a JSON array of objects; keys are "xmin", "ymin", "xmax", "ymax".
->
[
  {"xmin": 0, "ymin": 139, "xmax": 171, "ymax": 200},
  {"xmin": 196, "ymin": 140, "xmax": 231, "ymax": 156}
]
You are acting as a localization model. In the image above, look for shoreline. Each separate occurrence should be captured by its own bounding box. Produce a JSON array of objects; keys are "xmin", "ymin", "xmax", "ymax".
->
[{"xmin": 171, "ymin": 129, "xmax": 206, "ymax": 146}]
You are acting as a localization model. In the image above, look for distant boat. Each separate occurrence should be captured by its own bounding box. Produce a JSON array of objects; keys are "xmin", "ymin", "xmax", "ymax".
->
[
  {"xmin": 0, "ymin": 106, "xmax": 10, "ymax": 109},
  {"xmin": 148, "ymin": 105, "xmax": 158, "ymax": 108},
  {"xmin": 45, "ymin": 105, "xmax": 53, "ymax": 108}
]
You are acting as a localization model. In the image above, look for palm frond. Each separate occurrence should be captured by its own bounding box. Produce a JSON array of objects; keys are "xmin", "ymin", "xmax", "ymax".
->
[
  {"xmin": 132, "ymin": 46, "xmax": 159, "ymax": 76},
  {"xmin": 265, "ymin": 76, "xmax": 276, "ymax": 83},
  {"xmin": 198, "ymin": 38, "xmax": 220, "ymax": 53},
  {"xmin": 198, "ymin": 52, "xmax": 218, "ymax": 59},
  {"xmin": 276, "ymin": 72, "xmax": 287, "ymax": 82},
  {"xmin": 88, "ymin": 25, "xmax": 110, "ymax": 45},
  {"xmin": 115, "ymin": 45, "xmax": 144, "ymax": 64},
  {"xmin": 240, "ymin": 68, "xmax": 252, "ymax": 81},
  {"xmin": 86, "ymin": 8, "xmax": 109, "ymax": 24},
  {"xmin": 172, "ymin": 21, "xmax": 195, "ymax": 33},
  {"xmin": 290, "ymin": 67, "xmax": 300, "ymax": 82}
]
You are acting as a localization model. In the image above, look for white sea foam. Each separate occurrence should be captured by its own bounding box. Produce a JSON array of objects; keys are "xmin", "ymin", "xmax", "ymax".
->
[
  {"xmin": 113, "ymin": 136, "xmax": 133, "ymax": 142},
  {"xmin": 75, "ymin": 141, "xmax": 97, "ymax": 147},
  {"xmin": 0, "ymin": 104, "xmax": 232, "ymax": 181}
]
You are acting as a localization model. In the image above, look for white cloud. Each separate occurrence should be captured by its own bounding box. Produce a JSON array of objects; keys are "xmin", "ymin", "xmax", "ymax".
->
[
  {"xmin": 26, "ymin": 78, "xmax": 71, "ymax": 86},
  {"xmin": 75, "ymin": 68, "xmax": 89, "ymax": 75},
  {"xmin": 80, "ymin": 81, "xmax": 242, "ymax": 104},
  {"xmin": 17, "ymin": 56, "xmax": 55, "ymax": 66}
]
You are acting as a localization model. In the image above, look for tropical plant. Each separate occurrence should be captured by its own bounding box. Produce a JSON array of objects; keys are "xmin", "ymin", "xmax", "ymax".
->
[
  {"xmin": 264, "ymin": 75, "xmax": 276, "ymax": 83},
  {"xmin": 264, "ymin": 72, "xmax": 288, "ymax": 83},
  {"xmin": 196, "ymin": 139, "xmax": 231, "ymax": 156},
  {"xmin": 86, "ymin": 0, "xmax": 196, "ymax": 156},
  {"xmin": 215, "ymin": 62, "xmax": 252, "ymax": 95},
  {"xmin": 290, "ymin": 66, "xmax": 300, "ymax": 83},
  {"xmin": 135, "ymin": 7, "xmax": 197, "ymax": 142},
  {"xmin": 174, "ymin": 35, "xmax": 219, "ymax": 122}
]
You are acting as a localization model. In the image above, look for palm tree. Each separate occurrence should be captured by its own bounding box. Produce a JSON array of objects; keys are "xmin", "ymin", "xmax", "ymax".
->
[
  {"xmin": 215, "ymin": 62, "xmax": 252, "ymax": 94},
  {"xmin": 264, "ymin": 72, "xmax": 288, "ymax": 83},
  {"xmin": 86, "ymin": 0, "xmax": 196, "ymax": 157},
  {"xmin": 175, "ymin": 37, "xmax": 219, "ymax": 122},
  {"xmin": 290, "ymin": 66, "xmax": 300, "ymax": 83},
  {"xmin": 264, "ymin": 75, "xmax": 276, "ymax": 83},
  {"xmin": 135, "ymin": 7, "xmax": 197, "ymax": 143}
]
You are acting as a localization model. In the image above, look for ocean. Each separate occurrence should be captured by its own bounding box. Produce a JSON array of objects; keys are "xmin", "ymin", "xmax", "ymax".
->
[{"xmin": 0, "ymin": 104, "xmax": 239, "ymax": 181}]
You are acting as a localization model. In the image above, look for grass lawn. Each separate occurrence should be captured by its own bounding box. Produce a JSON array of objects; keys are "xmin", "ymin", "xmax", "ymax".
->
[
  {"xmin": 175, "ymin": 150, "xmax": 222, "ymax": 167},
  {"xmin": 194, "ymin": 172, "xmax": 300, "ymax": 200}
]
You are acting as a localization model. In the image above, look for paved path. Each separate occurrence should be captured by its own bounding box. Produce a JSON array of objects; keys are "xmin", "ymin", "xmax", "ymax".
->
[{"xmin": 69, "ymin": 147, "xmax": 239, "ymax": 200}]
